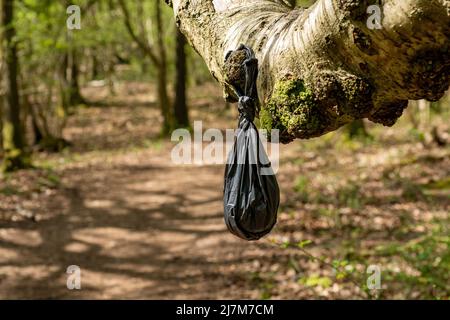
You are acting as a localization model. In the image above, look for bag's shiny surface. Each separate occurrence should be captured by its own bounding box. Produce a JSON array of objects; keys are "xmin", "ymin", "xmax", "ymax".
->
[{"xmin": 223, "ymin": 45, "xmax": 280, "ymax": 241}]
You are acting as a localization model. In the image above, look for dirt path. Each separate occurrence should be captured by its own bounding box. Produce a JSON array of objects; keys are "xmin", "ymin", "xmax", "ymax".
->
[
  {"xmin": 1, "ymin": 82, "xmax": 448, "ymax": 299},
  {"xmin": 1, "ymin": 149, "xmax": 264, "ymax": 299},
  {"xmin": 0, "ymin": 83, "xmax": 275, "ymax": 299}
]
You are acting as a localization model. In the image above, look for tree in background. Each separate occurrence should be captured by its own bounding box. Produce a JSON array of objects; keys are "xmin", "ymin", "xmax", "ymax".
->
[
  {"xmin": 346, "ymin": 119, "xmax": 372, "ymax": 141},
  {"xmin": 1, "ymin": 0, "xmax": 30, "ymax": 171},
  {"xmin": 0, "ymin": 0, "xmax": 207, "ymax": 171},
  {"xmin": 60, "ymin": 48, "xmax": 86, "ymax": 110},
  {"xmin": 60, "ymin": 0, "xmax": 87, "ymax": 110},
  {"xmin": 16, "ymin": 0, "xmax": 80, "ymax": 152},
  {"xmin": 173, "ymin": 27, "xmax": 189, "ymax": 128},
  {"xmin": 118, "ymin": 0, "xmax": 173, "ymax": 135},
  {"xmin": 408, "ymin": 99, "xmax": 448, "ymax": 147}
]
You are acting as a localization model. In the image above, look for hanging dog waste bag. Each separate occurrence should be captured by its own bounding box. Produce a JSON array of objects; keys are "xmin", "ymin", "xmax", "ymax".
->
[{"xmin": 223, "ymin": 45, "xmax": 280, "ymax": 241}]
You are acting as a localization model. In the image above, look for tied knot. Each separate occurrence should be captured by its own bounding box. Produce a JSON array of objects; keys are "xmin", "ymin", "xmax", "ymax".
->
[{"xmin": 238, "ymin": 96, "xmax": 256, "ymax": 121}]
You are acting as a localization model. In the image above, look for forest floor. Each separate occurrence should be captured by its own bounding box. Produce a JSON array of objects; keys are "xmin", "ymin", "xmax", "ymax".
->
[{"xmin": 0, "ymin": 82, "xmax": 449, "ymax": 299}]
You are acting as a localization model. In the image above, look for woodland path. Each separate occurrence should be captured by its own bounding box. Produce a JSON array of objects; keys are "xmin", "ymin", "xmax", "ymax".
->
[
  {"xmin": 1, "ymin": 82, "xmax": 448, "ymax": 299},
  {"xmin": 0, "ymin": 83, "xmax": 273, "ymax": 299}
]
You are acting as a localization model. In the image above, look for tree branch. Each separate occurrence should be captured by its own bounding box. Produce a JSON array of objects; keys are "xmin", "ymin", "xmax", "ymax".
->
[
  {"xmin": 171, "ymin": 0, "xmax": 450, "ymax": 142},
  {"xmin": 118, "ymin": 0, "xmax": 160, "ymax": 67}
]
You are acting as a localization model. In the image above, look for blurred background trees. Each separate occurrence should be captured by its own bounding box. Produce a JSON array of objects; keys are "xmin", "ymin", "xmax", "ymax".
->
[
  {"xmin": 1, "ymin": 0, "xmax": 30, "ymax": 171},
  {"xmin": 0, "ymin": 0, "xmax": 212, "ymax": 171},
  {"xmin": 0, "ymin": 0, "xmax": 448, "ymax": 168}
]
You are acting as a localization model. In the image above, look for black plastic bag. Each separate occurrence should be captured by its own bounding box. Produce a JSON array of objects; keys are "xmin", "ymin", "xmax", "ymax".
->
[{"xmin": 223, "ymin": 45, "xmax": 280, "ymax": 241}]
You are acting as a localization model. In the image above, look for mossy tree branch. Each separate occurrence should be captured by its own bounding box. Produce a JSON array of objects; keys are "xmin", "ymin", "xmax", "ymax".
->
[{"xmin": 169, "ymin": 0, "xmax": 450, "ymax": 142}]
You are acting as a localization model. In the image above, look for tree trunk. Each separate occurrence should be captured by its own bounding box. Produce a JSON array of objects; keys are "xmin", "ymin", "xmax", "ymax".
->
[
  {"xmin": 168, "ymin": 0, "xmax": 450, "ymax": 143},
  {"xmin": 60, "ymin": 52, "xmax": 70, "ymax": 112},
  {"xmin": 157, "ymin": 67, "xmax": 172, "ymax": 134},
  {"xmin": 1, "ymin": 0, "xmax": 30, "ymax": 171},
  {"xmin": 60, "ymin": 49, "xmax": 85, "ymax": 112},
  {"xmin": 346, "ymin": 119, "xmax": 371, "ymax": 140},
  {"xmin": 156, "ymin": 0, "xmax": 173, "ymax": 135},
  {"xmin": 67, "ymin": 49, "xmax": 85, "ymax": 107},
  {"xmin": 30, "ymin": 107, "xmax": 44, "ymax": 146},
  {"xmin": 0, "ymin": 43, "xmax": 4, "ymax": 154},
  {"xmin": 173, "ymin": 27, "xmax": 190, "ymax": 128},
  {"xmin": 92, "ymin": 51, "xmax": 99, "ymax": 80},
  {"xmin": 62, "ymin": 0, "xmax": 84, "ymax": 107},
  {"xmin": 118, "ymin": 0, "xmax": 173, "ymax": 135}
]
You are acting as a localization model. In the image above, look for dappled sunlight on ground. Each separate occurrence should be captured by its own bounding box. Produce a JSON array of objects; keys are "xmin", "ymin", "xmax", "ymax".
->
[{"xmin": 0, "ymin": 81, "xmax": 448, "ymax": 299}]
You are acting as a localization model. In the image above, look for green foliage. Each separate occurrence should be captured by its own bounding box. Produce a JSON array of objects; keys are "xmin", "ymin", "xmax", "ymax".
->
[
  {"xmin": 0, "ymin": 185, "xmax": 21, "ymax": 196},
  {"xmin": 409, "ymin": 128, "xmax": 426, "ymax": 142},
  {"xmin": 37, "ymin": 169, "xmax": 61, "ymax": 188},
  {"xmin": 298, "ymin": 239, "xmax": 313, "ymax": 248},
  {"xmin": 424, "ymin": 177, "xmax": 450, "ymax": 190},
  {"xmin": 298, "ymin": 274, "xmax": 332, "ymax": 288},
  {"xmin": 249, "ymin": 272, "xmax": 275, "ymax": 300},
  {"xmin": 336, "ymin": 183, "xmax": 363, "ymax": 209},
  {"xmin": 401, "ymin": 180, "xmax": 425, "ymax": 202},
  {"xmin": 294, "ymin": 176, "xmax": 309, "ymax": 202},
  {"xmin": 376, "ymin": 228, "xmax": 449, "ymax": 299},
  {"xmin": 293, "ymin": 175, "xmax": 364, "ymax": 209}
]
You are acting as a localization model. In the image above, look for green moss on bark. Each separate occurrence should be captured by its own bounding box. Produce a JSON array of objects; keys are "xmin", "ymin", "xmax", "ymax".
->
[
  {"xmin": 259, "ymin": 107, "xmax": 273, "ymax": 131},
  {"xmin": 259, "ymin": 77, "xmax": 326, "ymax": 143},
  {"xmin": 2, "ymin": 120, "xmax": 32, "ymax": 172}
]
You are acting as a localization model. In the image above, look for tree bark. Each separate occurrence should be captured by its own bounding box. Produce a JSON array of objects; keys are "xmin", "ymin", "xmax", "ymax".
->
[
  {"xmin": 156, "ymin": 0, "xmax": 173, "ymax": 135},
  {"xmin": 173, "ymin": 27, "xmax": 190, "ymax": 128},
  {"xmin": 91, "ymin": 50, "xmax": 100, "ymax": 80},
  {"xmin": 60, "ymin": 49, "xmax": 85, "ymax": 110},
  {"xmin": 68, "ymin": 49, "xmax": 85, "ymax": 106},
  {"xmin": 169, "ymin": 0, "xmax": 450, "ymax": 143},
  {"xmin": 62, "ymin": 0, "xmax": 85, "ymax": 108},
  {"xmin": 1, "ymin": 0, "xmax": 30, "ymax": 171}
]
